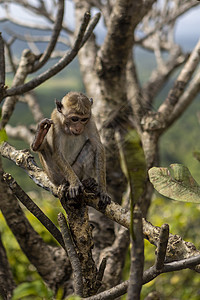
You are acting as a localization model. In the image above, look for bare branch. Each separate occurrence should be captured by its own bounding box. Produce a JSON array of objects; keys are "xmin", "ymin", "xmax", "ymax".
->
[
  {"xmin": 158, "ymin": 39, "xmax": 200, "ymax": 122},
  {"xmin": 80, "ymin": 12, "xmax": 101, "ymax": 47},
  {"xmin": 98, "ymin": 224, "xmax": 129, "ymax": 290},
  {"xmin": 5, "ymin": 27, "xmax": 70, "ymax": 47},
  {"xmin": 1, "ymin": 49, "xmax": 37, "ymax": 126},
  {"xmin": 168, "ymin": 67, "xmax": 200, "ymax": 125},
  {"xmin": 58, "ymin": 212, "xmax": 83, "ymax": 297},
  {"xmin": 4, "ymin": 38, "xmax": 17, "ymax": 73},
  {"xmin": 136, "ymin": 1, "xmax": 199, "ymax": 44},
  {"xmin": 3, "ymin": 172, "xmax": 65, "ymax": 249},
  {"xmin": 0, "ymin": 142, "xmax": 58, "ymax": 196},
  {"xmin": 20, "ymin": 92, "xmax": 44, "ymax": 123},
  {"xmin": 85, "ymin": 254, "xmax": 200, "ymax": 300},
  {"xmin": 4, "ymin": 12, "xmax": 98, "ymax": 98},
  {"xmin": 142, "ymin": 47, "xmax": 188, "ymax": 105},
  {"xmin": 96, "ymin": 257, "xmax": 107, "ymax": 283},
  {"xmin": 127, "ymin": 205, "xmax": 144, "ymax": 300},
  {"xmin": 0, "ymin": 33, "xmax": 5, "ymax": 87},
  {"xmin": 0, "ymin": 167, "xmax": 69, "ymax": 292},
  {"xmin": 155, "ymin": 223, "xmax": 169, "ymax": 271},
  {"xmin": 0, "ymin": 233, "xmax": 16, "ymax": 300},
  {"xmin": 31, "ymin": 0, "xmax": 65, "ymax": 72},
  {"xmin": 5, "ymin": 124, "xmax": 34, "ymax": 144},
  {"xmin": 163, "ymin": 254, "xmax": 200, "ymax": 272}
]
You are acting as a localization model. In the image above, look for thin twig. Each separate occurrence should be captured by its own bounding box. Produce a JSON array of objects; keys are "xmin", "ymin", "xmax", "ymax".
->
[
  {"xmin": 96, "ymin": 257, "xmax": 107, "ymax": 283},
  {"xmin": 80, "ymin": 12, "xmax": 101, "ymax": 47},
  {"xmin": 3, "ymin": 172, "xmax": 65, "ymax": 249},
  {"xmin": 168, "ymin": 68, "xmax": 200, "ymax": 126},
  {"xmin": 84, "ymin": 254, "xmax": 200, "ymax": 300},
  {"xmin": 31, "ymin": 0, "xmax": 65, "ymax": 72},
  {"xmin": 4, "ymin": 12, "xmax": 96, "ymax": 98},
  {"xmin": 155, "ymin": 223, "xmax": 169, "ymax": 271},
  {"xmin": 158, "ymin": 38, "xmax": 200, "ymax": 121},
  {"xmin": 0, "ymin": 33, "xmax": 5, "ymax": 87},
  {"xmin": 58, "ymin": 212, "xmax": 83, "ymax": 297}
]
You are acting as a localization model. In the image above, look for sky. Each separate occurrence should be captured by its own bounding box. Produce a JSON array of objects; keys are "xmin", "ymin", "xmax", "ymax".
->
[{"xmin": 175, "ymin": 5, "xmax": 200, "ymax": 50}]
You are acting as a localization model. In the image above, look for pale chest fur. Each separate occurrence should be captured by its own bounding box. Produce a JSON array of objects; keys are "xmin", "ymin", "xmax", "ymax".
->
[{"xmin": 56, "ymin": 132, "xmax": 88, "ymax": 165}]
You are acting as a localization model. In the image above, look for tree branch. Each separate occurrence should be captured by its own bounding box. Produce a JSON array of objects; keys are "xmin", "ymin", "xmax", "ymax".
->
[
  {"xmin": 84, "ymin": 254, "xmax": 200, "ymax": 300},
  {"xmin": 3, "ymin": 12, "xmax": 99, "ymax": 99},
  {"xmin": 0, "ymin": 167, "xmax": 70, "ymax": 292},
  {"xmin": 58, "ymin": 213, "xmax": 83, "ymax": 297},
  {"xmin": 157, "ymin": 38, "xmax": 200, "ymax": 122},
  {"xmin": 0, "ymin": 142, "xmax": 58, "ymax": 196},
  {"xmin": 167, "ymin": 67, "xmax": 200, "ymax": 126},
  {"xmin": 0, "ymin": 233, "xmax": 16, "ymax": 300},
  {"xmin": 5, "ymin": 124, "xmax": 34, "ymax": 144},
  {"xmin": 0, "ymin": 33, "xmax": 5, "ymax": 87},
  {"xmin": 1, "ymin": 49, "xmax": 36, "ymax": 127},
  {"xmin": 31, "ymin": 0, "xmax": 65, "ymax": 72},
  {"xmin": 127, "ymin": 205, "xmax": 144, "ymax": 300},
  {"xmin": 155, "ymin": 223, "xmax": 169, "ymax": 271},
  {"xmin": 3, "ymin": 172, "xmax": 65, "ymax": 249},
  {"xmin": 1, "ymin": 142, "xmax": 200, "ymax": 273}
]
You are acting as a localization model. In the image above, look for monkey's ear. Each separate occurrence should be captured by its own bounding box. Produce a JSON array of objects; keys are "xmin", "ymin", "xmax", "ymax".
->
[
  {"xmin": 55, "ymin": 99, "xmax": 63, "ymax": 113},
  {"xmin": 89, "ymin": 98, "xmax": 93, "ymax": 105}
]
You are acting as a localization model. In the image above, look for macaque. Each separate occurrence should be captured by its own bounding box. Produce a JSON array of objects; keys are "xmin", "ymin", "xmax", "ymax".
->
[{"xmin": 31, "ymin": 91, "xmax": 110, "ymax": 204}]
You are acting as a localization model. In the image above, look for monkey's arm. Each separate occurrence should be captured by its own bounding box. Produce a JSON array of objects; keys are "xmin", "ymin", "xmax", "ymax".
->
[
  {"xmin": 54, "ymin": 151, "xmax": 84, "ymax": 198},
  {"xmin": 31, "ymin": 118, "xmax": 53, "ymax": 151}
]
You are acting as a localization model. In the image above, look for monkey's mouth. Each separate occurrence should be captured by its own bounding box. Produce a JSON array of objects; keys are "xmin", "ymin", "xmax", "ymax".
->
[{"xmin": 71, "ymin": 131, "xmax": 81, "ymax": 136}]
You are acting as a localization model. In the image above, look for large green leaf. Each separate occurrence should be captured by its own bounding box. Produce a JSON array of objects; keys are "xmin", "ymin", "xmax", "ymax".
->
[{"xmin": 148, "ymin": 164, "xmax": 200, "ymax": 203}]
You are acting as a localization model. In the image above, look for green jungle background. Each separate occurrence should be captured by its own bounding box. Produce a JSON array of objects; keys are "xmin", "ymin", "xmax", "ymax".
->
[{"xmin": 1, "ymin": 45, "xmax": 200, "ymax": 299}]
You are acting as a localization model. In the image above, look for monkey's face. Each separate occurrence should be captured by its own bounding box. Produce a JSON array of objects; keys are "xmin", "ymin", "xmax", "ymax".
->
[
  {"xmin": 55, "ymin": 95, "xmax": 92, "ymax": 135},
  {"xmin": 64, "ymin": 114, "xmax": 90, "ymax": 135}
]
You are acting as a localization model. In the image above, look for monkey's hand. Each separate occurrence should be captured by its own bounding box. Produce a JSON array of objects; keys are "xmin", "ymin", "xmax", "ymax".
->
[
  {"xmin": 98, "ymin": 190, "xmax": 111, "ymax": 211},
  {"xmin": 68, "ymin": 180, "xmax": 84, "ymax": 199},
  {"xmin": 32, "ymin": 118, "xmax": 53, "ymax": 151},
  {"xmin": 38, "ymin": 118, "xmax": 53, "ymax": 132}
]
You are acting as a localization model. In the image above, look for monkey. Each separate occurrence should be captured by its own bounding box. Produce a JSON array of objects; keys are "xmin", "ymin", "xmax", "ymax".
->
[{"xmin": 31, "ymin": 91, "xmax": 110, "ymax": 204}]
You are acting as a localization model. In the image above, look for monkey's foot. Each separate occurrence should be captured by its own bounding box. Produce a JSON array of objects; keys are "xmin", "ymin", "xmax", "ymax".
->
[
  {"xmin": 98, "ymin": 192, "xmax": 111, "ymax": 211},
  {"xmin": 57, "ymin": 183, "xmax": 69, "ymax": 200},
  {"xmin": 82, "ymin": 178, "xmax": 99, "ymax": 197}
]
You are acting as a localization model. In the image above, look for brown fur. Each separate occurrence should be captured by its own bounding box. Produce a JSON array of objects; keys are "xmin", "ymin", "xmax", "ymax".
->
[
  {"xmin": 62, "ymin": 92, "xmax": 92, "ymax": 115},
  {"xmin": 31, "ymin": 92, "xmax": 110, "ymax": 203}
]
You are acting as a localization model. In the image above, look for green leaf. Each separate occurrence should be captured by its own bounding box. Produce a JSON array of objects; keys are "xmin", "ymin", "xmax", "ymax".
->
[
  {"xmin": 148, "ymin": 164, "xmax": 200, "ymax": 203},
  {"xmin": 0, "ymin": 128, "xmax": 7, "ymax": 144},
  {"xmin": 12, "ymin": 280, "xmax": 53, "ymax": 299}
]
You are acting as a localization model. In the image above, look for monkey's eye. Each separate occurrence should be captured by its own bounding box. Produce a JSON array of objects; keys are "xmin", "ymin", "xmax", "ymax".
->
[
  {"xmin": 71, "ymin": 117, "xmax": 79, "ymax": 122},
  {"xmin": 81, "ymin": 118, "xmax": 89, "ymax": 123}
]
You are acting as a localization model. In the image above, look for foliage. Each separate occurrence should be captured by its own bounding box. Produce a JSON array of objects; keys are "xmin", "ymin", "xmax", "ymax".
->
[
  {"xmin": 149, "ymin": 163, "xmax": 200, "ymax": 203},
  {"xmin": 0, "ymin": 195, "xmax": 61, "ymax": 293},
  {"xmin": 12, "ymin": 280, "xmax": 53, "ymax": 300},
  {"xmin": 142, "ymin": 194, "xmax": 200, "ymax": 300},
  {"xmin": 0, "ymin": 108, "xmax": 7, "ymax": 144}
]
